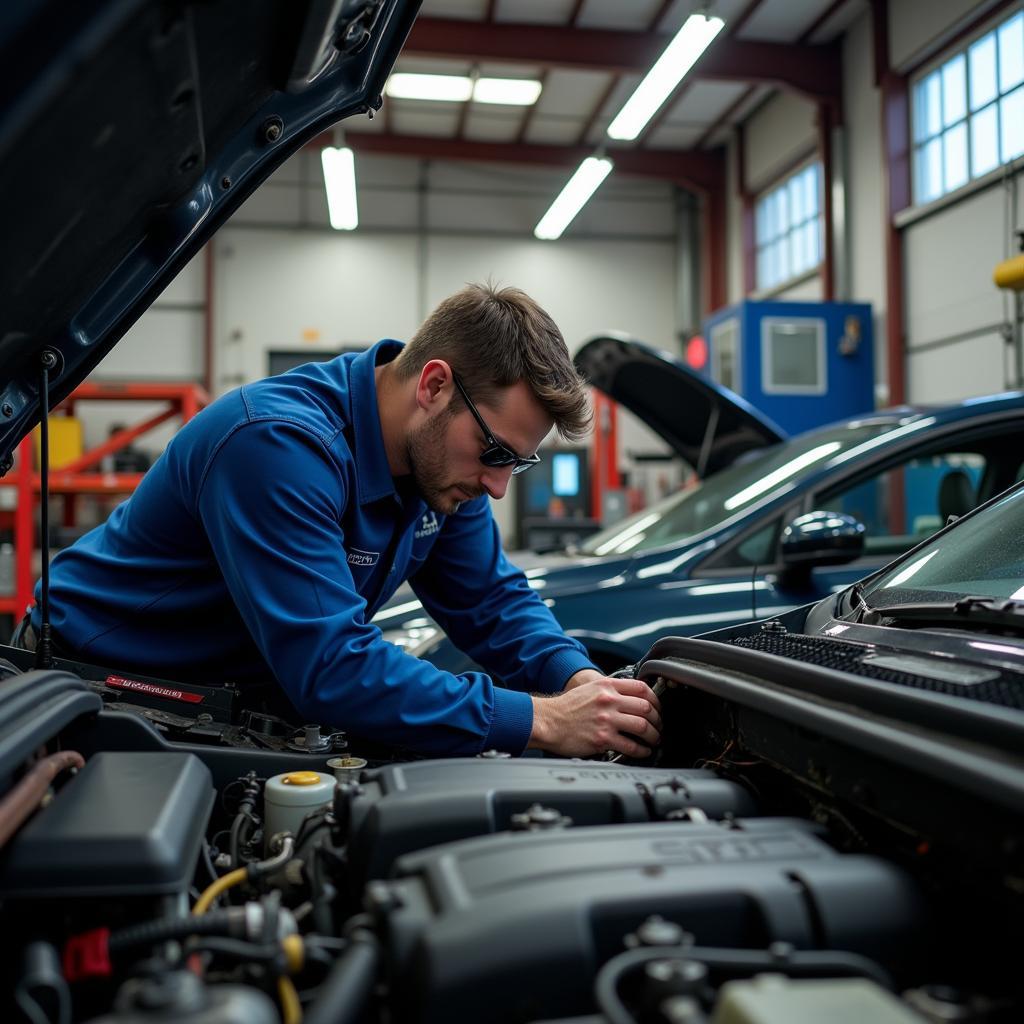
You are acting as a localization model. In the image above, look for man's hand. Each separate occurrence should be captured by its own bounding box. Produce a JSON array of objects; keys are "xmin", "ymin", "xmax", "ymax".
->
[{"xmin": 527, "ymin": 675, "xmax": 662, "ymax": 758}]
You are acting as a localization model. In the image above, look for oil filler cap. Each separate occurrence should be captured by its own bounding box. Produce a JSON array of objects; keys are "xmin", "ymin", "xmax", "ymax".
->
[{"xmin": 282, "ymin": 771, "xmax": 322, "ymax": 786}]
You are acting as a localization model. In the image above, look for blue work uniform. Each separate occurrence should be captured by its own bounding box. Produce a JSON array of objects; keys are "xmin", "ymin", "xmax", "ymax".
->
[{"xmin": 32, "ymin": 340, "xmax": 596, "ymax": 755}]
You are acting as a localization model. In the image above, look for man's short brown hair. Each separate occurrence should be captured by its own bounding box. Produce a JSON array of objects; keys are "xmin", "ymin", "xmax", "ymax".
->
[{"xmin": 394, "ymin": 283, "xmax": 592, "ymax": 442}]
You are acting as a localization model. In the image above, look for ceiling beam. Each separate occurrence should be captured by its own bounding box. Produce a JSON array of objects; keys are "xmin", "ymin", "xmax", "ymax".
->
[
  {"xmin": 405, "ymin": 17, "xmax": 841, "ymax": 106},
  {"xmin": 322, "ymin": 131, "xmax": 725, "ymax": 193}
]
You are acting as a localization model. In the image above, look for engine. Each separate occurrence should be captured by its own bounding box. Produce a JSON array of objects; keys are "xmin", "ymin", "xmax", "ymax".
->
[{"xmin": 1, "ymin": 650, "xmax": 1021, "ymax": 1024}]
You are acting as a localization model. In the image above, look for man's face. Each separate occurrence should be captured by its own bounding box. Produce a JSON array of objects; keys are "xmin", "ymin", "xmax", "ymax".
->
[{"xmin": 408, "ymin": 379, "xmax": 553, "ymax": 516}]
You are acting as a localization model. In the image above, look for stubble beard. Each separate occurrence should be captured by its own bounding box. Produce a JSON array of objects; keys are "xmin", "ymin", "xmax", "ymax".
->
[{"xmin": 407, "ymin": 410, "xmax": 465, "ymax": 516}]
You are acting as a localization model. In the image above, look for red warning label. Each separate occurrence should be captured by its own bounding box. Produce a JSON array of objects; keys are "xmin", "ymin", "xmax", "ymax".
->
[{"xmin": 105, "ymin": 675, "xmax": 204, "ymax": 704}]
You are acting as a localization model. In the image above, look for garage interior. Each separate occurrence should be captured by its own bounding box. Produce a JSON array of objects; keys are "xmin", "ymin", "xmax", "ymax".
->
[
  {"xmin": 1, "ymin": 0, "xmax": 1021, "ymax": 598},
  {"xmin": 2, "ymin": 3, "xmax": 1024, "ymax": 1023}
]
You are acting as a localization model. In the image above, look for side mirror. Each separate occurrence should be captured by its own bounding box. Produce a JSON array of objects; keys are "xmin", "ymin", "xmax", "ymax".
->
[{"xmin": 780, "ymin": 510, "xmax": 865, "ymax": 569}]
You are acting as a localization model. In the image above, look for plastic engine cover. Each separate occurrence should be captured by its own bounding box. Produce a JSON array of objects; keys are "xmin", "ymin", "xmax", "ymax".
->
[
  {"xmin": 343, "ymin": 758, "xmax": 757, "ymax": 882},
  {"xmin": 372, "ymin": 817, "xmax": 927, "ymax": 1024},
  {"xmin": 0, "ymin": 751, "xmax": 214, "ymax": 898}
]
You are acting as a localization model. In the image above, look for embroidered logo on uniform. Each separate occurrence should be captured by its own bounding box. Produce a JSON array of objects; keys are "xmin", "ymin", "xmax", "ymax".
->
[
  {"xmin": 347, "ymin": 548, "xmax": 379, "ymax": 567},
  {"xmin": 414, "ymin": 512, "xmax": 440, "ymax": 539}
]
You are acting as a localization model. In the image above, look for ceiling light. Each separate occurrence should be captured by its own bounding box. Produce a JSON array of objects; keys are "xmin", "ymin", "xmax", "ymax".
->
[
  {"xmin": 606, "ymin": 13, "xmax": 725, "ymax": 141},
  {"xmin": 534, "ymin": 156, "xmax": 614, "ymax": 240},
  {"xmin": 321, "ymin": 147, "xmax": 358, "ymax": 231},
  {"xmin": 385, "ymin": 72, "xmax": 473, "ymax": 102},
  {"xmin": 473, "ymin": 78, "xmax": 543, "ymax": 105}
]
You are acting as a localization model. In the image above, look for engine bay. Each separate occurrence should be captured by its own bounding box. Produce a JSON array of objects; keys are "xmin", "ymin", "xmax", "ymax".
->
[{"xmin": 1, "ymin": 628, "xmax": 1022, "ymax": 1024}]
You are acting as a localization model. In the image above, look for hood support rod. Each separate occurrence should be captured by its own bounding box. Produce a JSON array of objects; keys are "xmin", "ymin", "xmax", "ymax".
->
[{"xmin": 34, "ymin": 351, "xmax": 58, "ymax": 670}]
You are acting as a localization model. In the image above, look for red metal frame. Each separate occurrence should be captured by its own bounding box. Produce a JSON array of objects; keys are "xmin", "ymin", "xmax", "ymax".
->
[
  {"xmin": 590, "ymin": 391, "xmax": 620, "ymax": 521},
  {"xmin": 0, "ymin": 381, "xmax": 210, "ymax": 622},
  {"xmin": 405, "ymin": 18, "xmax": 842, "ymax": 107}
]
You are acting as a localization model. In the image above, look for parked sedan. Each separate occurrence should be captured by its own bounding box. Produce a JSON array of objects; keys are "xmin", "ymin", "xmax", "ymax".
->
[{"xmin": 374, "ymin": 334, "xmax": 1024, "ymax": 672}]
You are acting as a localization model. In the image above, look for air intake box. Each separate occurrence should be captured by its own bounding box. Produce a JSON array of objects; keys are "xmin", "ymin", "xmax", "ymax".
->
[
  {"xmin": 370, "ymin": 817, "xmax": 926, "ymax": 1024},
  {"xmin": 0, "ymin": 751, "xmax": 214, "ymax": 898},
  {"xmin": 341, "ymin": 758, "xmax": 756, "ymax": 882}
]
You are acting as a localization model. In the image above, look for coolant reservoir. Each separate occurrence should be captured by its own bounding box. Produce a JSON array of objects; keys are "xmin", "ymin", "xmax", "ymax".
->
[{"xmin": 264, "ymin": 771, "xmax": 334, "ymax": 848}]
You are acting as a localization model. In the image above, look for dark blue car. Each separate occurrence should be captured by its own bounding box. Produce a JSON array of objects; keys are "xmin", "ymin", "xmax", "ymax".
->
[{"xmin": 373, "ymin": 334, "xmax": 1024, "ymax": 672}]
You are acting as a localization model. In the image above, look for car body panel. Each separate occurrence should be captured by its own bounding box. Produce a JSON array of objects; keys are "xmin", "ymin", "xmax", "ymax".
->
[
  {"xmin": 376, "ymin": 390, "xmax": 1024, "ymax": 672},
  {"xmin": 574, "ymin": 332, "xmax": 787, "ymax": 476},
  {"xmin": 0, "ymin": 0, "xmax": 421, "ymax": 465}
]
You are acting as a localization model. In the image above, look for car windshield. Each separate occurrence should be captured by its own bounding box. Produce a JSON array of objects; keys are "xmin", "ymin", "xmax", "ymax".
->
[
  {"xmin": 863, "ymin": 483, "xmax": 1024, "ymax": 607},
  {"xmin": 578, "ymin": 418, "xmax": 897, "ymax": 557}
]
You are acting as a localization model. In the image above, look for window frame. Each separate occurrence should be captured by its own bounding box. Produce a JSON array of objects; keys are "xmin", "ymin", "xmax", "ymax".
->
[
  {"xmin": 753, "ymin": 160, "xmax": 824, "ymax": 294},
  {"xmin": 909, "ymin": 7, "xmax": 1024, "ymax": 210}
]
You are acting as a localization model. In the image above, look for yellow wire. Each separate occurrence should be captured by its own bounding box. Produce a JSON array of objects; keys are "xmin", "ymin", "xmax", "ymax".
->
[
  {"xmin": 281, "ymin": 934, "xmax": 305, "ymax": 975},
  {"xmin": 278, "ymin": 975, "xmax": 303, "ymax": 1024},
  {"xmin": 192, "ymin": 867, "xmax": 248, "ymax": 915}
]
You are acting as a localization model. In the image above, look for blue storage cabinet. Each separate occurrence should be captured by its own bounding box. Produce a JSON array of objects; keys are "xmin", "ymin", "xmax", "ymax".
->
[{"xmin": 702, "ymin": 300, "xmax": 874, "ymax": 435}]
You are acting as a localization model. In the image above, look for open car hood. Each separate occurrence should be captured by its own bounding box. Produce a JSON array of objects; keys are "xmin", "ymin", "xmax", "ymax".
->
[
  {"xmin": 574, "ymin": 332, "xmax": 787, "ymax": 476},
  {"xmin": 0, "ymin": 0, "xmax": 421, "ymax": 468}
]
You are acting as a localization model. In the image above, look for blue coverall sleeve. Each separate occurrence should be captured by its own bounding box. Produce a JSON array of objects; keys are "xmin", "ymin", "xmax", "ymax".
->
[
  {"xmin": 409, "ymin": 496, "xmax": 597, "ymax": 694},
  {"xmin": 196, "ymin": 421, "xmax": 533, "ymax": 756}
]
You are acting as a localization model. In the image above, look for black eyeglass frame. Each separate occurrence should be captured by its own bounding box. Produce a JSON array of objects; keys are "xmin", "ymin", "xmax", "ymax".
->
[{"xmin": 451, "ymin": 372, "xmax": 541, "ymax": 475}]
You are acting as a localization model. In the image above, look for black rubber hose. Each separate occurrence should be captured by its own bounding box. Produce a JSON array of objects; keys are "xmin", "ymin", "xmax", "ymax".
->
[
  {"xmin": 229, "ymin": 810, "xmax": 254, "ymax": 869},
  {"xmin": 303, "ymin": 929, "xmax": 381, "ymax": 1024},
  {"xmin": 108, "ymin": 910, "xmax": 238, "ymax": 955}
]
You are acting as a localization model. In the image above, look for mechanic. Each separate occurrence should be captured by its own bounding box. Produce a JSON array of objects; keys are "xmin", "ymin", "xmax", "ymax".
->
[{"xmin": 13, "ymin": 284, "xmax": 661, "ymax": 759}]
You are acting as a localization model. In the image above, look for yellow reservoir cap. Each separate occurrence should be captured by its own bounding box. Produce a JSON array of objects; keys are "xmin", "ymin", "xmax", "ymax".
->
[
  {"xmin": 282, "ymin": 771, "xmax": 322, "ymax": 786},
  {"xmin": 994, "ymin": 254, "xmax": 1024, "ymax": 291}
]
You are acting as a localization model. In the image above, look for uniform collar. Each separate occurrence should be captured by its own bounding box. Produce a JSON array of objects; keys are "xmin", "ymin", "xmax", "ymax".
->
[{"xmin": 347, "ymin": 339, "xmax": 405, "ymax": 506}]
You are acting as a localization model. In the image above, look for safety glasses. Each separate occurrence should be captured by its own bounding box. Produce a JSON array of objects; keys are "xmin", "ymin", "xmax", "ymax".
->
[{"xmin": 451, "ymin": 373, "xmax": 541, "ymax": 475}]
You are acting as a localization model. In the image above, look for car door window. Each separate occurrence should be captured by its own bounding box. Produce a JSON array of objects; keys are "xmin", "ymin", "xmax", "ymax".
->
[
  {"xmin": 818, "ymin": 452, "xmax": 987, "ymax": 558},
  {"xmin": 701, "ymin": 518, "xmax": 783, "ymax": 570}
]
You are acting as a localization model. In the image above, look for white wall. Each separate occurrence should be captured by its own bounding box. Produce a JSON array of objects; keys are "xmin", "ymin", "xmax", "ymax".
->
[
  {"xmin": 903, "ymin": 180, "xmax": 1022, "ymax": 401},
  {"xmin": 889, "ymin": 0, "xmax": 1003, "ymax": 70},
  {"xmin": 842, "ymin": 8, "xmax": 889, "ymax": 401},
  {"xmin": 743, "ymin": 92, "xmax": 817, "ymax": 193},
  {"xmin": 726, "ymin": 134, "xmax": 744, "ymax": 304}
]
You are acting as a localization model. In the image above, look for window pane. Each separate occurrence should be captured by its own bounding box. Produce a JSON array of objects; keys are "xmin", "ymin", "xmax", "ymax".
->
[
  {"xmin": 808, "ymin": 218, "xmax": 821, "ymax": 267},
  {"xmin": 776, "ymin": 186, "xmax": 789, "ymax": 233},
  {"xmin": 914, "ymin": 71, "xmax": 942, "ymax": 141},
  {"xmin": 1001, "ymin": 85, "xmax": 1024, "ymax": 162},
  {"xmin": 970, "ymin": 33, "xmax": 998, "ymax": 110},
  {"xmin": 971, "ymin": 103, "xmax": 1000, "ymax": 176},
  {"xmin": 756, "ymin": 198, "xmax": 768, "ymax": 244},
  {"xmin": 999, "ymin": 12, "xmax": 1024, "ymax": 93},
  {"xmin": 789, "ymin": 175, "xmax": 804, "ymax": 224},
  {"xmin": 775, "ymin": 237, "xmax": 790, "ymax": 282},
  {"xmin": 790, "ymin": 228, "xmax": 804, "ymax": 275},
  {"xmin": 943, "ymin": 122, "xmax": 969, "ymax": 190},
  {"xmin": 757, "ymin": 248, "xmax": 770, "ymax": 289},
  {"xmin": 806, "ymin": 165, "xmax": 820, "ymax": 217},
  {"xmin": 916, "ymin": 137, "xmax": 943, "ymax": 202},
  {"xmin": 942, "ymin": 55, "xmax": 967, "ymax": 126}
]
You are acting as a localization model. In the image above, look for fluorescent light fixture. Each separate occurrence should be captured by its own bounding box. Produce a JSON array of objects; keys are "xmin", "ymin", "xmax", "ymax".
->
[
  {"xmin": 473, "ymin": 77, "xmax": 543, "ymax": 105},
  {"xmin": 384, "ymin": 73, "xmax": 542, "ymax": 105},
  {"xmin": 321, "ymin": 146, "xmax": 358, "ymax": 231},
  {"xmin": 385, "ymin": 72, "xmax": 473, "ymax": 102},
  {"xmin": 606, "ymin": 13, "xmax": 725, "ymax": 140},
  {"xmin": 534, "ymin": 156, "xmax": 613, "ymax": 240}
]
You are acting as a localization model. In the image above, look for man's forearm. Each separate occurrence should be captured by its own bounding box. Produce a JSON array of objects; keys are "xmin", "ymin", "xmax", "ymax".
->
[{"xmin": 564, "ymin": 667, "xmax": 603, "ymax": 691}]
